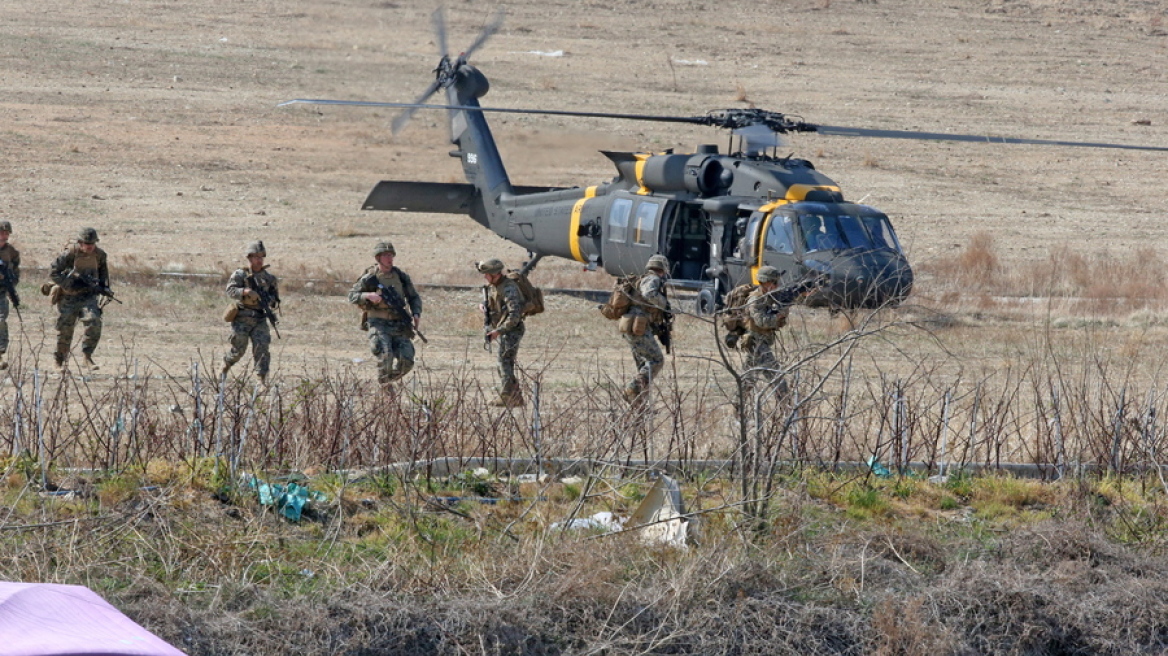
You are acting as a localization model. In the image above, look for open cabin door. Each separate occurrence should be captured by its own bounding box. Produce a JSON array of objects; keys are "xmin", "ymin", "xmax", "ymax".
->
[{"xmin": 662, "ymin": 201, "xmax": 711, "ymax": 282}]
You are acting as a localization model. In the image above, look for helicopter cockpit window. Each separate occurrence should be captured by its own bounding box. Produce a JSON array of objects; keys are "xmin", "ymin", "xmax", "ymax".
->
[
  {"xmin": 608, "ymin": 198, "xmax": 633, "ymax": 243},
  {"xmin": 861, "ymin": 214, "xmax": 902, "ymax": 251},
  {"xmin": 799, "ymin": 214, "xmax": 848, "ymax": 252},
  {"xmin": 633, "ymin": 201, "xmax": 659, "ymax": 246},
  {"xmin": 764, "ymin": 215, "xmax": 795, "ymax": 255},
  {"xmin": 798, "ymin": 212, "xmax": 900, "ymax": 252}
]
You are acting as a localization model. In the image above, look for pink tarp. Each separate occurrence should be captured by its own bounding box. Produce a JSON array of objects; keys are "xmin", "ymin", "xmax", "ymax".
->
[{"xmin": 0, "ymin": 582, "xmax": 186, "ymax": 656}]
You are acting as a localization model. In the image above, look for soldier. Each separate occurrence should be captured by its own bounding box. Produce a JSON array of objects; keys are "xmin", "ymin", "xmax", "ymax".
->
[
  {"xmin": 49, "ymin": 227, "xmax": 109, "ymax": 370},
  {"xmin": 621, "ymin": 254, "xmax": 672, "ymax": 403},
  {"xmin": 477, "ymin": 258, "xmax": 525, "ymax": 407},
  {"xmin": 348, "ymin": 241, "xmax": 422, "ymax": 388},
  {"xmin": 223, "ymin": 241, "xmax": 280, "ymax": 385},
  {"xmin": 743, "ymin": 265, "xmax": 789, "ymax": 393},
  {"xmin": 0, "ymin": 221, "xmax": 20, "ymax": 370}
]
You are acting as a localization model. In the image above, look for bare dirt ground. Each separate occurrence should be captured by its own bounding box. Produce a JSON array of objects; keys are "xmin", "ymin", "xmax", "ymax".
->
[{"xmin": 3, "ymin": 0, "xmax": 1168, "ymax": 380}]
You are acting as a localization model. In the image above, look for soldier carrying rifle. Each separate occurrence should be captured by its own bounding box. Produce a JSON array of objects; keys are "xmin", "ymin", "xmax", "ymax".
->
[
  {"xmin": 349, "ymin": 241, "xmax": 423, "ymax": 390},
  {"xmin": 0, "ymin": 221, "xmax": 20, "ymax": 371},
  {"xmin": 49, "ymin": 227, "xmax": 109, "ymax": 371},
  {"xmin": 223, "ymin": 240, "xmax": 280, "ymax": 386},
  {"xmin": 477, "ymin": 258, "xmax": 526, "ymax": 408}
]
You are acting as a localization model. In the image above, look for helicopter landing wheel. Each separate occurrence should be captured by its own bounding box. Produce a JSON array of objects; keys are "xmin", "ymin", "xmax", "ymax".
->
[{"xmin": 697, "ymin": 288, "xmax": 718, "ymax": 316}]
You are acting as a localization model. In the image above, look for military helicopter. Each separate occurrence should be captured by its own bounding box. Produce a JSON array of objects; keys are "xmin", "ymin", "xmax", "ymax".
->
[{"xmin": 283, "ymin": 10, "xmax": 1168, "ymax": 314}]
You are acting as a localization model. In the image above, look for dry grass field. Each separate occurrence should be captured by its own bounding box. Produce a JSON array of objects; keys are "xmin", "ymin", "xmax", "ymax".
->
[{"xmin": 6, "ymin": 0, "xmax": 1168, "ymax": 653}]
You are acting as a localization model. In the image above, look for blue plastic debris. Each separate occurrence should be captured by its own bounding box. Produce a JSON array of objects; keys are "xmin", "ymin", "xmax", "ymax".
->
[
  {"xmin": 867, "ymin": 457, "xmax": 892, "ymax": 479},
  {"xmin": 247, "ymin": 476, "xmax": 328, "ymax": 521}
]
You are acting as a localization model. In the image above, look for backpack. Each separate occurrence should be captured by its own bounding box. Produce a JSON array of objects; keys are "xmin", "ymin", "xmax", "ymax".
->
[
  {"xmin": 506, "ymin": 270, "xmax": 544, "ymax": 317},
  {"xmin": 720, "ymin": 283, "xmax": 758, "ymax": 336},
  {"xmin": 599, "ymin": 274, "xmax": 642, "ymax": 320}
]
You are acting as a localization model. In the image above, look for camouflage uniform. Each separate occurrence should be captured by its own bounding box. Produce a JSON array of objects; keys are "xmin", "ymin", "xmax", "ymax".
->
[
  {"xmin": 479, "ymin": 259, "xmax": 526, "ymax": 406},
  {"xmin": 49, "ymin": 228, "xmax": 109, "ymax": 368},
  {"xmin": 0, "ymin": 225, "xmax": 20, "ymax": 362},
  {"xmin": 349, "ymin": 260, "xmax": 422, "ymax": 387},
  {"xmin": 622, "ymin": 259, "xmax": 671, "ymax": 401},
  {"xmin": 224, "ymin": 255, "xmax": 279, "ymax": 381},
  {"xmin": 744, "ymin": 267, "xmax": 789, "ymax": 394}
]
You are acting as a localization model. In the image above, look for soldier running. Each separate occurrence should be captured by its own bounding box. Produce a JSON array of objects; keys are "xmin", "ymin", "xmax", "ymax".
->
[
  {"xmin": 49, "ymin": 227, "xmax": 109, "ymax": 371},
  {"xmin": 477, "ymin": 258, "xmax": 525, "ymax": 407},
  {"xmin": 621, "ymin": 254, "xmax": 672, "ymax": 404},
  {"xmin": 349, "ymin": 241, "xmax": 422, "ymax": 389},
  {"xmin": 223, "ymin": 241, "xmax": 280, "ymax": 385},
  {"xmin": 0, "ymin": 221, "xmax": 20, "ymax": 370},
  {"xmin": 743, "ymin": 265, "xmax": 789, "ymax": 394}
]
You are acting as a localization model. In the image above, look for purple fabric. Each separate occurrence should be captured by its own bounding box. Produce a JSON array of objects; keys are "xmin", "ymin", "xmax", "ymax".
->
[{"xmin": 0, "ymin": 582, "xmax": 186, "ymax": 656}]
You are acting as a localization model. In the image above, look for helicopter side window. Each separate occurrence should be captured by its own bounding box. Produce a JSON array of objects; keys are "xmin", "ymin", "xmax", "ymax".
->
[
  {"xmin": 633, "ymin": 201, "xmax": 659, "ymax": 246},
  {"xmin": 763, "ymin": 215, "xmax": 795, "ymax": 255},
  {"xmin": 608, "ymin": 198, "xmax": 633, "ymax": 243}
]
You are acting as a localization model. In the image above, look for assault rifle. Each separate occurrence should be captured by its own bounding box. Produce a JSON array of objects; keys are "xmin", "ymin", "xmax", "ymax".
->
[
  {"xmin": 376, "ymin": 280, "xmax": 428, "ymax": 344},
  {"xmin": 654, "ymin": 311, "xmax": 674, "ymax": 354},
  {"xmin": 0, "ymin": 260, "xmax": 20, "ymax": 319},
  {"xmin": 763, "ymin": 273, "xmax": 830, "ymax": 315},
  {"xmin": 481, "ymin": 285, "xmax": 493, "ymax": 351},
  {"xmin": 76, "ymin": 272, "xmax": 122, "ymax": 305},
  {"xmin": 247, "ymin": 272, "xmax": 281, "ymax": 339}
]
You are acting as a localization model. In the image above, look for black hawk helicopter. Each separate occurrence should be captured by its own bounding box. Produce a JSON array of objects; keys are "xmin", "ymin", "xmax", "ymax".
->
[{"xmin": 283, "ymin": 10, "xmax": 1168, "ymax": 314}]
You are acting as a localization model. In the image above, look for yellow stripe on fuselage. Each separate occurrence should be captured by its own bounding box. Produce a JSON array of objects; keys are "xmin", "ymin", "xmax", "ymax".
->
[
  {"xmin": 634, "ymin": 153, "xmax": 650, "ymax": 195},
  {"xmin": 569, "ymin": 186, "xmax": 597, "ymax": 263}
]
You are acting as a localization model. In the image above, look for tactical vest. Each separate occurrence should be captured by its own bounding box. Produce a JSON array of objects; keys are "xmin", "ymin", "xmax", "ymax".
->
[
  {"xmin": 237, "ymin": 269, "xmax": 276, "ymax": 310},
  {"xmin": 62, "ymin": 247, "xmax": 101, "ymax": 296},
  {"xmin": 0, "ymin": 244, "xmax": 17, "ymax": 281},
  {"xmin": 366, "ymin": 269, "xmax": 409, "ymax": 321}
]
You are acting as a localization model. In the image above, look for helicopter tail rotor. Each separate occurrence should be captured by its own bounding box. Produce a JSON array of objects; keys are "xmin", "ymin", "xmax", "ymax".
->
[{"xmin": 389, "ymin": 8, "xmax": 504, "ymax": 136}]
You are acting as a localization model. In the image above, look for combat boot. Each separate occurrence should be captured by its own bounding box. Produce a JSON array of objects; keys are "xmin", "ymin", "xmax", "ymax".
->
[
  {"xmin": 0, "ymin": 352, "xmax": 8, "ymax": 371},
  {"xmin": 219, "ymin": 362, "xmax": 231, "ymax": 378},
  {"xmin": 256, "ymin": 372, "xmax": 269, "ymax": 388},
  {"xmin": 623, "ymin": 385, "xmax": 641, "ymax": 404},
  {"xmin": 53, "ymin": 351, "xmax": 66, "ymax": 371},
  {"xmin": 82, "ymin": 353, "xmax": 99, "ymax": 371},
  {"xmin": 490, "ymin": 391, "xmax": 524, "ymax": 408}
]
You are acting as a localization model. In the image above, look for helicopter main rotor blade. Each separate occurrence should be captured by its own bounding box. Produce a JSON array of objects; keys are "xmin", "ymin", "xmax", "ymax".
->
[
  {"xmin": 814, "ymin": 125, "xmax": 1168, "ymax": 153},
  {"xmin": 279, "ymin": 99, "xmax": 712, "ymax": 126},
  {"xmin": 279, "ymin": 98, "xmax": 1168, "ymax": 153}
]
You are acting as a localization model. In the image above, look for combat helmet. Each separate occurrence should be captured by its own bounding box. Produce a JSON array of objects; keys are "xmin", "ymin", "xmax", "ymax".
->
[
  {"xmin": 0, "ymin": 221, "xmax": 11, "ymax": 233},
  {"xmin": 756, "ymin": 265, "xmax": 782, "ymax": 284},
  {"xmin": 78, "ymin": 227, "xmax": 99, "ymax": 244},
  {"xmin": 373, "ymin": 241, "xmax": 396, "ymax": 257},
  {"xmin": 476, "ymin": 258, "xmax": 505, "ymax": 275},
  {"xmin": 246, "ymin": 240, "xmax": 266, "ymax": 257},
  {"xmin": 646, "ymin": 254, "xmax": 670, "ymax": 273}
]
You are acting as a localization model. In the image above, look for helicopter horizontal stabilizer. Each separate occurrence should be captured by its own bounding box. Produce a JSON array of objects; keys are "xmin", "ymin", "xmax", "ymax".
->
[
  {"xmin": 362, "ymin": 181, "xmax": 567, "ymax": 213},
  {"xmin": 363, "ymin": 181, "xmax": 476, "ymax": 213}
]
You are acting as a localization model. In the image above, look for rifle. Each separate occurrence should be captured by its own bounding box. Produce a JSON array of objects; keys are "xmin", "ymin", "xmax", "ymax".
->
[
  {"xmin": 247, "ymin": 272, "xmax": 281, "ymax": 339},
  {"xmin": 0, "ymin": 260, "xmax": 20, "ymax": 320},
  {"xmin": 767, "ymin": 274, "xmax": 829, "ymax": 309},
  {"xmin": 375, "ymin": 280, "xmax": 428, "ymax": 344},
  {"xmin": 654, "ymin": 311, "xmax": 674, "ymax": 354},
  {"xmin": 76, "ymin": 272, "xmax": 122, "ymax": 306},
  {"xmin": 481, "ymin": 285, "xmax": 493, "ymax": 351}
]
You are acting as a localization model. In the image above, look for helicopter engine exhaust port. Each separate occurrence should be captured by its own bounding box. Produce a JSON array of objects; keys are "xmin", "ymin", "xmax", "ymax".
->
[{"xmin": 638, "ymin": 154, "xmax": 733, "ymax": 197}]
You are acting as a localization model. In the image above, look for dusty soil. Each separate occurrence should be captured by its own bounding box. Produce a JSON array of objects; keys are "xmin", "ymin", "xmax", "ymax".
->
[{"xmin": 3, "ymin": 0, "xmax": 1168, "ymax": 377}]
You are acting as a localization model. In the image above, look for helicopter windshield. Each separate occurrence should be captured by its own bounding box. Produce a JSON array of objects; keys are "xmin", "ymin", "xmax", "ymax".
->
[{"xmin": 797, "ymin": 210, "xmax": 901, "ymax": 253}]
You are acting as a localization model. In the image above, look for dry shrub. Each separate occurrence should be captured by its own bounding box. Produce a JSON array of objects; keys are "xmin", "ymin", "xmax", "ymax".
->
[
  {"xmin": 958, "ymin": 231, "xmax": 999, "ymax": 283},
  {"xmin": 871, "ymin": 595, "xmax": 958, "ymax": 656}
]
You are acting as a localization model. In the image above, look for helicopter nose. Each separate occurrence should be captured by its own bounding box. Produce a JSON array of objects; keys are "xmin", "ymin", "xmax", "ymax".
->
[{"xmin": 817, "ymin": 250, "xmax": 914, "ymax": 309}]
